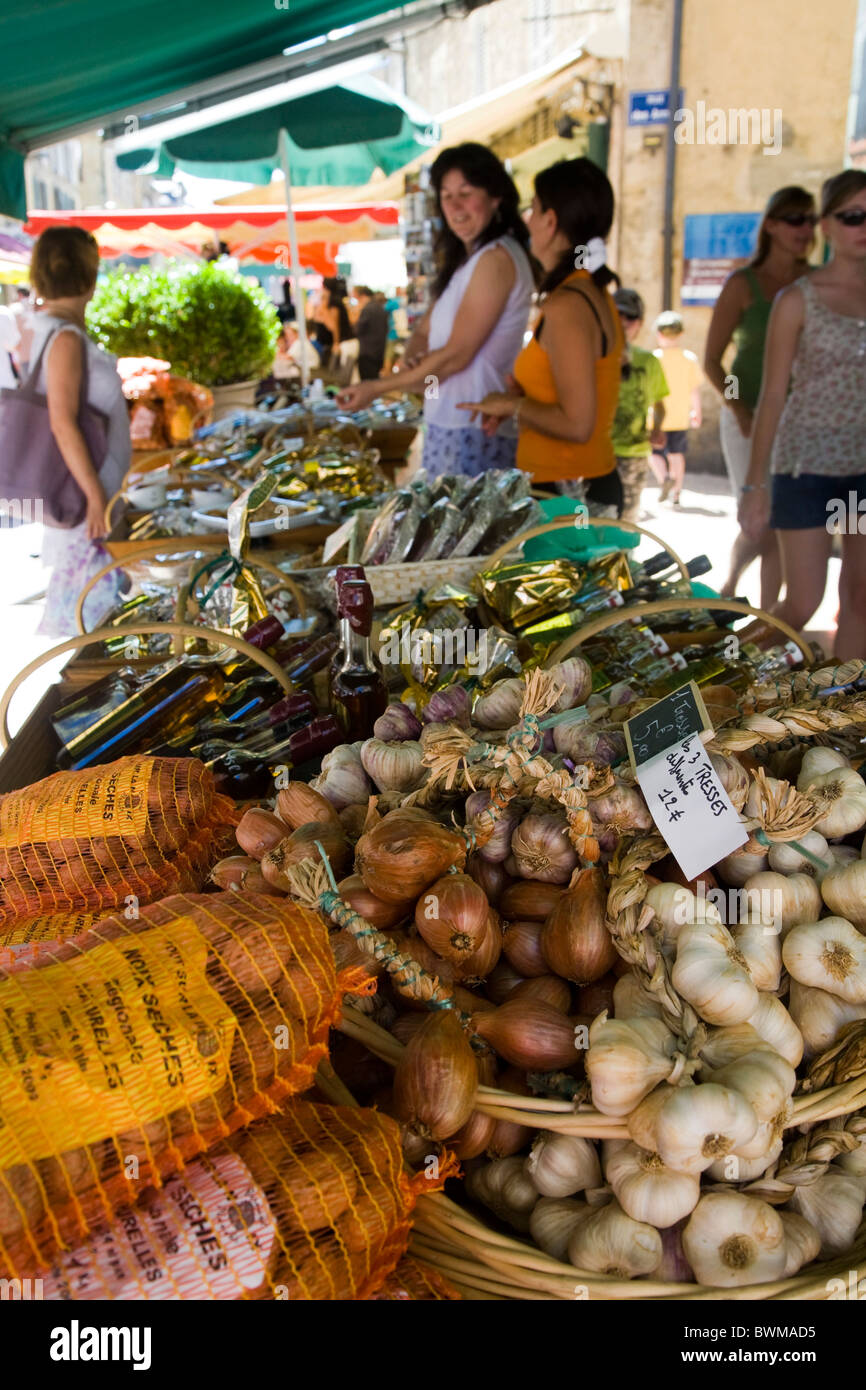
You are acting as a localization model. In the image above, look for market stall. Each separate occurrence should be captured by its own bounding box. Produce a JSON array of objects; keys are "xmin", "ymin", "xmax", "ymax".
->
[{"xmin": 2, "ymin": 472, "xmax": 865, "ymax": 1303}]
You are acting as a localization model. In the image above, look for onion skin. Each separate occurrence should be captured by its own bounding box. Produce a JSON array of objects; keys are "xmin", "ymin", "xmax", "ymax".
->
[
  {"xmin": 540, "ymin": 866, "xmax": 617, "ymax": 985},
  {"xmin": 275, "ymin": 782, "xmax": 341, "ymax": 831},
  {"xmin": 466, "ymin": 853, "xmax": 513, "ymax": 905},
  {"xmin": 486, "ymin": 960, "xmax": 527, "ymax": 1004},
  {"xmin": 510, "ymin": 975, "xmax": 572, "ymax": 1013},
  {"xmin": 486, "ymin": 1067, "xmax": 533, "ymax": 1158},
  {"xmin": 499, "ymin": 880, "xmax": 565, "ymax": 922},
  {"xmin": 337, "ymin": 874, "xmax": 410, "ymax": 931},
  {"xmin": 502, "ymin": 920, "xmax": 548, "ymax": 978},
  {"xmin": 355, "ymin": 809, "xmax": 466, "ymax": 902},
  {"xmin": 414, "ymin": 874, "xmax": 491, "ymax": 960},
  {"xmin": 392, "ymin": 1012, "xmax": 478, "ymax": 1140},
  {"xmin": 472, "ymin": 999, "xmax": 581, "ymax": 1069},
  {"xmin": 455, "ymin": 908, "xmax": 502, "ymax": 982},
  {"xmin": 260, "ymin": 822, "xmax": 351, "ymax": 889},
  {"xmin": 452, "ymin": 1052, "xmax": 498, "ymax": 1160},
  {"xmin": 235, "ymin": 807, "xmax": 288, "ymax": 860},
  {"xmin": 575, "ymin": 971, "xmax": 618, "ymax": 1019}
]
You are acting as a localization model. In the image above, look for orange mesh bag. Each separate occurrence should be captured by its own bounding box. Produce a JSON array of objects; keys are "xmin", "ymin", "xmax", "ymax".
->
[
  {"xmin": 367, "ymin": 1255, "xmax": 462, "ymax": 1300},
  {"xmin": 0, "ymin": 757, "xmax": 239, "ymax": 935},
  {"xmin": 32, "ymin": 1100, "xmax": 430, "ymax": 1300},
  {"xmin": 0, "ymin": 892, "xmax": 368, "ymax": 1277}
]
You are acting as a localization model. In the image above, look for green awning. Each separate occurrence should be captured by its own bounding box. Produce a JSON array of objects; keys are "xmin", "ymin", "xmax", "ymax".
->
[
  {"xmin": 115, "ymin": 76, "xmax": 439, "ymax": 186},
  {"xmin": 0, "ymin": 0, "xmax": 403, "ymax": 218}
]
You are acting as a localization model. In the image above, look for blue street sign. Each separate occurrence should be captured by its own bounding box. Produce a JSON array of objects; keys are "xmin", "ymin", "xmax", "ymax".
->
[{"xmin": 628, "ymin": 90, "xmax": 684, "ymax": 126}]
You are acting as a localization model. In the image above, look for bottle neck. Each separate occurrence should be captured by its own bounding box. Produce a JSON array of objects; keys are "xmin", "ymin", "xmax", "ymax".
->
[{"xmin": 339, "ymin": 623, "xmax": 375, "ymax": 672}]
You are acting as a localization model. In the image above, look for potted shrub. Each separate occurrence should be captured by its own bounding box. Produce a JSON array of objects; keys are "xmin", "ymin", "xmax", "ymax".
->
[{"xmin": 88, "ymin": 262, "xmax": 280, "ymax": 417}]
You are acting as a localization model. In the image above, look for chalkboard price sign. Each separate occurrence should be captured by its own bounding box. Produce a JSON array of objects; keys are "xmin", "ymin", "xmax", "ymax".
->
[{"xmin": 624, "ymin": 682, "xmax": 713, "ymax": 769}]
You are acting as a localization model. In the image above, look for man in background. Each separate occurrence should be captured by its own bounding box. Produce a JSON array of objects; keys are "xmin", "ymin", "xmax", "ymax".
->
[{"xmin": 353, "ymin": 285, "xmax": 388, "ymax": 381}]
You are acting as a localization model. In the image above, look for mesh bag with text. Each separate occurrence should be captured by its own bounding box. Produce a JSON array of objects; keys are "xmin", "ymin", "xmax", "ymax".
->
[
  {"xmin": 0, "ymin": 758, "xmax": 240, "ymax": 959},
  {"xmin": 0, "ymin": 892, "xmax": 365, "ymax": 1277},
  {"xmin": 35, "ymin": 1100, "xmax": 431, "ymax": 1300}
]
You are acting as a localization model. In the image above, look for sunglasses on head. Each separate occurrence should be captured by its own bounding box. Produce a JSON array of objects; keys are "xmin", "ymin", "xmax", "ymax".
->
[
  {"xmin": 776, "ymin": 213, "xmax": 817, "ymax": 227},
  {"xmin": 832, "ymin": 207, "xmax": 866, "ymax": 227}
]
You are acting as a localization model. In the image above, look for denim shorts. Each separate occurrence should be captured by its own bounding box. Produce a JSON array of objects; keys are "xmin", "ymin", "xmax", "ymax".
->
[
  {"xmin": 771, "ymin": 472, "xmax": 866, "ymax": 530},
  {"xmin": 658, "ymin": 428, "xmax": 689, "ymax": 455}
]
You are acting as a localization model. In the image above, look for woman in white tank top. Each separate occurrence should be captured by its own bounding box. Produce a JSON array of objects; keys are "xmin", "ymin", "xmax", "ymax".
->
[{"xmin": 338, "ymin": 144, "xmax": 534, "ymax": 476}]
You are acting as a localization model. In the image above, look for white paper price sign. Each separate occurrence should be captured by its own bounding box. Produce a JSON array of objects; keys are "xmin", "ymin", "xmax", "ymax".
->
[
  {"xmin": 626, "ymin": 683, "xmax": 746, "ymax": 881},
  {"xmin": 634, "ymin": 732, "xmax": 747, "ymax": 881}
]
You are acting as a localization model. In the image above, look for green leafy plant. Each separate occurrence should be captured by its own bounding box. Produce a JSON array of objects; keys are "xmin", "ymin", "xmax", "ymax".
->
[{"xmin": 87, "ymin": 262, "xmax": 280, "ymax": 387}]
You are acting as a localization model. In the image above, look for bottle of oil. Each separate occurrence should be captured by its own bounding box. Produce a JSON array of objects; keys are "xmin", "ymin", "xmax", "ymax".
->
[{"xmin": 329, "ymin": 579, "xmax": 388, "ymax": 739}]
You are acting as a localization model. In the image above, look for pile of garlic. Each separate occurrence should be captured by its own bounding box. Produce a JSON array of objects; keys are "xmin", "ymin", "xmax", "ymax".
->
[{"xmin": 465, "ymin": 746, "xmax": 866, "ymax": 1288}]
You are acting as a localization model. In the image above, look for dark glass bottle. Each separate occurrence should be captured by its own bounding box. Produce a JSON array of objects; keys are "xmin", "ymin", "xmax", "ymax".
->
[
  {"xmin": 329, "ymin": 564, "xmax": 367, "ymax": 684},
  {"xmin": 329, "ymin": 579, "xmax": 387, "ymax": 739},
  {"xmin": 206, "ymin": 716, "xmax": 342, "ymax": 797}
]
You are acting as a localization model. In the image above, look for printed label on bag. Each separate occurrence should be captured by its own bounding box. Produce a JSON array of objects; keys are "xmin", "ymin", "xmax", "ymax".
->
[
  {"xmin": 634, "ymin": 732, "xmax": 748, "ymax": 881},
  {"xmin": 0, "ymin": 919, "xmax": 237, "ymax": 1166},
  {"xmin": 41, "ymin": 1152, "xmax": 276, "ymax": 1300},
  {"xmin": 0, "ymin": 759, "xmax": 155, "ymax": 847}
]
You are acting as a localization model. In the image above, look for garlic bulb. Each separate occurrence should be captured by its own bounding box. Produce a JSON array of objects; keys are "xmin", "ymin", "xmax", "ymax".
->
[
  {"xmin": 472, "ymin": 678, "xmax": 525, "ymax": 730},
  {"xmin": 710, "ymin": 753, "xmax": 750, "ymax": 812},
  {"xmin": 788, "ymin": 1169, "xmax": 866, "ymax": 1258},
  {"xmin": 568, "ymin": 1198, "xmax": 662, "ymax": 1278},
  {"xmin": 797, "ymin": 746, "xmax": 850, "ymax": 785},
  {"xmin": 706, "ymin": 1139, "xmax": 784, "ymax": 1183},
  {"xmin": 360, "ymin": 738, "xmax": 426, "ymax": 793},
  {"xmin": 801, "ymin": 766, "xmax": 866, "ymax": 839},
  {"xmin": 654, "ymin": 1083, "xmax": 758, "ymax": 1175},
  {"xmin": 779, "ymin": 1210, "xmax": 822, "ymax": 1277},
  {"xmin": 699, "ymin": 1023, "xmax": 767, "ymax": 1069},
  {"xmin": 644, "ymin": 883, "xmax": 721, "ymax": 959},
  {"xmin": 716, "ymin": 836, "xmax": 770, "ymax": 887},
  {"xmin": 788, "ymin": 978, "xmax": 866, "ymax": 1057},
  {"xmin": 465, "ymin": 790, "xmax": 521, "ymax": 865},
  {"xmin": 587, "ymin": 779, "xmax": 654, "ymax": 837},
  {"xmin": 547, "ymin": 657, "xmax": 593, "ymax": 711},
  {"xmin": 467, "ymin": 1156, "xmax": 540, "ymax": 1232},
  {"xmin": 656, "ymin": 1221, "xmax": 695, "ymax": 1284},
  {"xmin": 837, "ymin": 1126, "xmax": 866, "ymax": 1176},
  {"xmin": 782, "ymin": 917, "xmax": 866, "ymax": 1003},
  {"xmin": 745, "ymin": 992, "xmax": 804, "ymax": 1067},
  {"xmin": 767, "ymin": 830, "xmax": 829, "ymax": 877},
  {"xmin": 510, "ymin": 813, "xmax": 578, "ymax": 884},
  {"xmin": 525, "ymin": 1132, "xmax": 601, "ymax": 1198},
  {"xmin": 373, "ymin": 703, "xmax": 423, "ymax": 741},
  {"xmin": 702, "ymin": 1049, "xmax": 796, "ymax": 1125},
  {"xmin": 830, "ymin": 844, "xmax": 860, "ymax": 868},
  {"xmin": 730, "ymin": 921, "xmax": 781, "ymax": 992},
  {"xmin": 613, "ymin": 972, "xmax": 664, "ymax": 1021},
  {"xmin": 529, "ymin": 1197, "xmax": 590, "ymax": 1261},
  {"xmin": 421, "ymin": 685, "xmax": 472, "ymax": 728},
  {"xmin": 552, "ymin": 722, "xmax": 627, "ymax": 767},
  {"xmin": 603, "ymin": 1140, "xmax": 700, "ymax": 1228},
  {"xmin": 311, "ymin": 744, "xmax": 372, "ymax": 809},
  {"xmin": 820, "ymin": 860, "xmax": 866, "ymax": 929},
  {"xmin": 683, "ymin": 1192, "xmax": 787, "ymax": 1287},
  {"xmin": 738, "ymin": 870, "xmax": 822, "ymax": 937},
  {"xmin": 672, "ymin": 919, "xmax": 758, "ymax": 1026},
  {"xmin": 626, "ymin": 1083, "xmax": 680, "ymax": 1152},
  {"xmin": 585, "ymin": 1015, "xmax": 679, "ymax": 1117}
]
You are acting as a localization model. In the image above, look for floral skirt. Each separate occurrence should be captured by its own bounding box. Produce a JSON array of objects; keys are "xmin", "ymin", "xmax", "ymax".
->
[
  {"xmin": 421, "ymin": 424, "xmax": 518, "ymax": 478},
  {"xmin": 38, "ymin": 526, "xmax": 121, "ymax": 638}
]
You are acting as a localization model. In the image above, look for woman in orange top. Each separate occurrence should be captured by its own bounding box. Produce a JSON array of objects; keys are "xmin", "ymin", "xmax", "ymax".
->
[{"xmin": 459, "ymin": 158, "xmax": 624, "ymax": 513}]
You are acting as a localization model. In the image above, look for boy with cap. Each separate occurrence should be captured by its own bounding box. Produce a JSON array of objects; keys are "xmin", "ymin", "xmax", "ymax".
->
[
  {"xmin": 611, "ymin": 288, "xmax": 669, "ymax": 523},
  {"xmin": 651, "ymin": 310, "xmax": 703, "ymax": 505}
]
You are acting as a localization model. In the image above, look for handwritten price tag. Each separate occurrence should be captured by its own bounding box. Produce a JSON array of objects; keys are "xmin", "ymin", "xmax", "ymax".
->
[
  {"xmin": 634, "ymin": 732, "xmax": 747, "ymax": 881},
  {"xmin": 625, "ymin": 682, "xmax": 711, "ymax": 770}
]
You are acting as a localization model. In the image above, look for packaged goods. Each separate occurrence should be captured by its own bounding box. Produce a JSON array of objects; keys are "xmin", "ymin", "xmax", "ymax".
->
[
  {"xmin": 0, "ymin": 758, "xmax": 239, "ymax": 935},
  {"xmin": 0, "ymin": 892, "xmax": 362, "ymax": 1277},
  {"xmin": 33, "ymin": 1101, "xmax": 431, "ymax": 1300}
]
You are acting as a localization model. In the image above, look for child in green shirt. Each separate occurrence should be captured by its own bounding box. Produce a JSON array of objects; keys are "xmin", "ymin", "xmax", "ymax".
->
[{"xmin": 611, "ymin": 289, "xmax": 669, "ymax": 522}]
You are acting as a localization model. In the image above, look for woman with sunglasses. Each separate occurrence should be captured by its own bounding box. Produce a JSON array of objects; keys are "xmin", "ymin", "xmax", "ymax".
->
[
  {"xmin": 704, "ymin": 186, "xmax": 816, "ymax": 606},
  {"xmin": 458, "ymin": 158, "xmax": 623, "ymax": 513},
  {"xmin": 739, "ymin": 169, "xmax": 866, "ymax": 659}
]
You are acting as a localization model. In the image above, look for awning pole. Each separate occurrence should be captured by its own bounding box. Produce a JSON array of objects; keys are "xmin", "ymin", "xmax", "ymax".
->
[{"xmin": 278, "ymin": 127, "xmax": 311, "ymax": 390}]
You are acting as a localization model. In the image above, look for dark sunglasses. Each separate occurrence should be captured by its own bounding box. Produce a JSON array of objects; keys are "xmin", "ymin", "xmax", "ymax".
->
[
  {"xmin": 777, "ymin": 213, "xmax": 817, "ymax": 227},
  {"xmin": 832, "ymin": 208, "xmax": 866, "ymax": 227}
]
